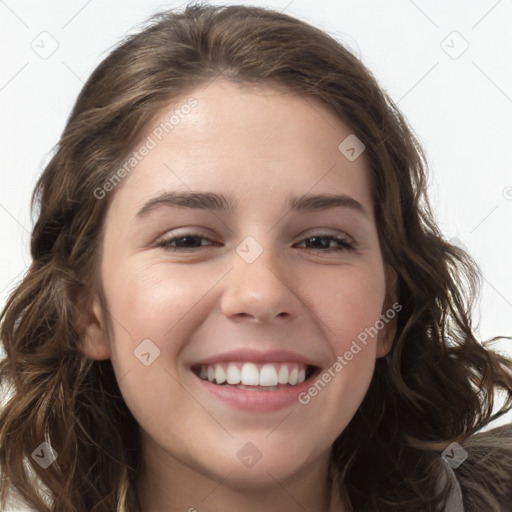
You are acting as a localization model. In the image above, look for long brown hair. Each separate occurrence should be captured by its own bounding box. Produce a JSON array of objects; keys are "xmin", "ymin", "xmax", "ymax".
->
[{"xmin": 1, "ymin": 3, "xmax": 511, "ymax": 511}]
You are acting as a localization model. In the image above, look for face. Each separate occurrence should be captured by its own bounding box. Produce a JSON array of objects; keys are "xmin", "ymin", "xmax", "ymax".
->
[{"xmin": 81, "ymin": 79, "xmax": 396, "ymax": 494}]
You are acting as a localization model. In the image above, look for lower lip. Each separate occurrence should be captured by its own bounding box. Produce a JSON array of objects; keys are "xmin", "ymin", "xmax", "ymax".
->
[{"xmin": 192, "ymin": 370, "xmax": 320, "ymax": 411}]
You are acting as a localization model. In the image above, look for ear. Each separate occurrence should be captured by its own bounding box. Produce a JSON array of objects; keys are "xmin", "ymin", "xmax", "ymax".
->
[
  {"xmin": 75, "ymin": 290, "xmax": 111, "ymax": 360},
  {"xmin": 376, "ymin": 266, "xmax": 399, "ymax": 358}
]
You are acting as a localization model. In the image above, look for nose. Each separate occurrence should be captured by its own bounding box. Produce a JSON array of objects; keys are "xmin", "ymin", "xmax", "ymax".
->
[{"xmin": 219, "ymin": 239, "xmax": 301, "ymax": 324}]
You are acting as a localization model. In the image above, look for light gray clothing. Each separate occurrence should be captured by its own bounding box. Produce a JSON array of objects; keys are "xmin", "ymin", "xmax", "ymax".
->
[{"xmin": 440, "ymin": 461, "xmax": 465, "ymax": 512}]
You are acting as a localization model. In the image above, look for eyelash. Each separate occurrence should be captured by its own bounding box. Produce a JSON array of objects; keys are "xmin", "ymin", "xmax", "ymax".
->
[{"xmin": 156, "ymin": 232, "xmax": 355, "ymax": 253}]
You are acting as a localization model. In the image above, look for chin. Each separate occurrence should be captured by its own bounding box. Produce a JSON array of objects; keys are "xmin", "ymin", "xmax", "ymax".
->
[{"xmin": 190, "ymin": 436, "xmax": 325, "ymax": 488}]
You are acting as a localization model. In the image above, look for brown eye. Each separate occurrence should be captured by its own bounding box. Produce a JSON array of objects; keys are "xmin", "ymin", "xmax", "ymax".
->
[
  {"xmin": 296, "ymin": 235, "xmax": 355, "ymax": 252},
  {"xmin": 156, "ymin": 233, "xmax": 217, "ymax": 251}
]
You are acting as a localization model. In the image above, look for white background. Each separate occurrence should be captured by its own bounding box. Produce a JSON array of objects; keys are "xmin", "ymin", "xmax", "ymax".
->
[{"xmin": 1, "ymin": 0, "xmax": 511, "ymax": 426}]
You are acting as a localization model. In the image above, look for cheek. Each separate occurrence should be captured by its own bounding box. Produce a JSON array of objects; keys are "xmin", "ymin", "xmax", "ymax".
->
[
  {"xmin": 100, "ymin": 258, "xmax": 233, "ymax": 401},
  {"xmin": 100, "ymin": 261, "xmax": 223, "ymax": 432},
  {"xmin": 291, "ymin": 265, "xmax": 384, "ymax": 425},
  {"xmin": 310, "ymin": 265, "xmax": 386, "ymax": 351},
  {"xmin": 103, "ymin": 259, "xmax": 220, "ymax": 342},
  {"xmin": 298, "ymin": 278, "xmax": 381, "ymax": 445}
]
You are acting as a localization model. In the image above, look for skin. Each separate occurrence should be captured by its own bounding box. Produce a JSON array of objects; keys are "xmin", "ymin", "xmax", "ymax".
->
[{"xmin": 79, "ymin": 79, "xmax": 397, "ymax": 512}]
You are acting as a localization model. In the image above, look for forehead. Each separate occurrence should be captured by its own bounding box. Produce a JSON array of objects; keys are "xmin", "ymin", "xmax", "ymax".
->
[{"xmin": 107, "ymin": 79, "xmax": 373, "ymax": 219}]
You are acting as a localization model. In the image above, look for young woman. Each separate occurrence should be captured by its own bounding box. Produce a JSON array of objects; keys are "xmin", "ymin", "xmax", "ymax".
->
[{"xmin": 1, "ymin": 3, "xmax": 511, "ymax": 511}]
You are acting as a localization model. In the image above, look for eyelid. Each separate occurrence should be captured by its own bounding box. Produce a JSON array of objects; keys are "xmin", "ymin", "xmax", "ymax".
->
[{"xmin": 300, "ymin": 227, "xmax": 353, "ymax": 241}]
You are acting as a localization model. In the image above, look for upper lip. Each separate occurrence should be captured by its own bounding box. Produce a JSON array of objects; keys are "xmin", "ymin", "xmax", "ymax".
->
[{"xmin": 190, "ymin": 348, "xmax": 320, "ymax": 368}]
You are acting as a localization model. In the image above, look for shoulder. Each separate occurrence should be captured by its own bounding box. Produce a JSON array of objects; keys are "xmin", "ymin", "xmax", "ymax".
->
[{"xmin": 454, "ymin": 423, "xmax": 512, "ymax": 512}]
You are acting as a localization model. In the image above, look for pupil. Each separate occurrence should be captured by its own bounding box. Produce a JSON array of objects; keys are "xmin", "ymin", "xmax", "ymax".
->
[
  {"xmin": 179, "ymin": 236, "xmax": 199, "ymax": 247},
  {"xmin": 310, "ymin": 236, "xmax": 327, "ymax": 248}
]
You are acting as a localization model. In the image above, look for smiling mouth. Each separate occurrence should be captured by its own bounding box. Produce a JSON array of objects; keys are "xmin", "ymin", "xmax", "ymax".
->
[{"xmin": 191, "ymin": 362, "xmax": 318, "ymax": 391}]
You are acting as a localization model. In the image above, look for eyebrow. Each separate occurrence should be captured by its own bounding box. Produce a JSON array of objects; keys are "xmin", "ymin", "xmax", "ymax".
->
[{"xmin": 136, "ymin": 191, "xmax": 369, "ymax": 218}]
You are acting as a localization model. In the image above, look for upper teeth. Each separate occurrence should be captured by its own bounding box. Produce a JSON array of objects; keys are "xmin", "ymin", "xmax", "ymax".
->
[{"xmin": 197, "ymin": 362, "xmax": 308, "ymax": 387}]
